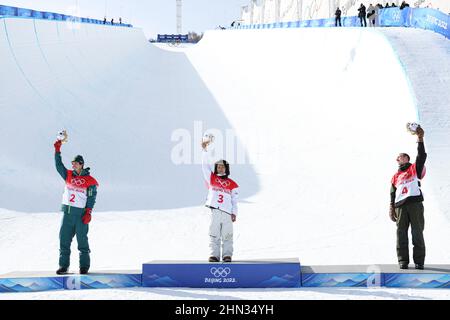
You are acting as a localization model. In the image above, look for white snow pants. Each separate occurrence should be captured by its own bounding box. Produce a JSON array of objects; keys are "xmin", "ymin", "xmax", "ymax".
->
[{"xmin": 209, "ymin": 208, "xmax": 234, "ymax": 259}]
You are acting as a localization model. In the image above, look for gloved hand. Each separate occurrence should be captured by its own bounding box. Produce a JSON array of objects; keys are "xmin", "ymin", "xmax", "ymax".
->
[
  {"xmin": 231, "ymin": 214, "xmax": 237, "ymax": 223},
  {"xmin": 82, "ymin": 208, "xmax": 92, "ymax": 225},
  {"xmin": 416, "ymin": 126, "xmax": 425, "ymax": 140},
  {"xmin": 54, "ymin": 140, "xmax": 62, "ymax": 153},
  {"xmin": 389, "ymin": 204, "xmax": 397, "ymax": 222},
  {"xmin": 201, "ymin": 141, "xmax": 210, "ymax": 150}
]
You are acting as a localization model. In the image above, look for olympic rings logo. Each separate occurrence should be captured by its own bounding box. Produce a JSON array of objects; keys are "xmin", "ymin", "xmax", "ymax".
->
[
  {"xmin": 71, "ymin": 178, "xmax": 86, "ymax": 186},
  {"xmin": 215, "ymin": 178, "xmax": 230, "ymax": 188},
  {"xmin": 210, "ymin": 267, "xmax": 231, "ymax": 278}
]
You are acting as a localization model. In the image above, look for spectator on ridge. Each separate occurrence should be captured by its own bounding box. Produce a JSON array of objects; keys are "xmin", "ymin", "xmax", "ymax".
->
[
  {"xmin": 400, "ymin": 1, "xmax": 410, "ymax": 10},
  {"xmin": 335, "ymin": 7, "xmax": 342, "ymax": 27},
  {"xmin": 367, "ymin": 4, "xmax": 376, "ymax": 27},
  {"xmin": 374, "ymin": 4, "xmax": 382, "ymax": 26},
  {"xmin": 358, "ymin": 3, "xmax": 367, "ymax": 27}
]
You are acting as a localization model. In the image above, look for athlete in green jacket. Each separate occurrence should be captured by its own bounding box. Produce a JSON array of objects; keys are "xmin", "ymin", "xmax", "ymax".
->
[{"xmin": 54, "ymin": 140, "xmax": 98, "ymax": 275}]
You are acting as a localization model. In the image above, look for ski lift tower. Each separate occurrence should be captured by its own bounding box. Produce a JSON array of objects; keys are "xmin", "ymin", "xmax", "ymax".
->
[{"xmin": 176, "ymin": 0, "xmax": 182, "ymax": 34}]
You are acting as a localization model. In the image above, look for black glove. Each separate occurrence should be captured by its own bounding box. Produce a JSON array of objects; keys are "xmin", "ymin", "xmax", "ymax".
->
[{"xmin": 389, "ymin": 204, "xmax": 397, "ymax": 222}]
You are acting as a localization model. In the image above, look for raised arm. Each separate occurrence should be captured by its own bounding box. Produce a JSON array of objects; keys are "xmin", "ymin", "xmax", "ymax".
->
[
  {"xmin": 201, "ymin": 140, "xmax": 214, "ymax": 182},
  {"xmin": 54, "ymin": 140, "xmax": 68, "ymax": 180},
  {"xmin": 202, "ymin": 148, "xmax": 213, "ymax": 182},
  {"xmin": 415, "ymin": 127, "xmax": 427, "ymax": 178}
]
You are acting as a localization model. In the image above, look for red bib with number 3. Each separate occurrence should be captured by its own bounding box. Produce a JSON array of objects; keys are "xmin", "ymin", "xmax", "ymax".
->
[
  {"xmin": 204, "ymin": 173, "xmax": 238, "ymax": 214},
  {"xmin": 62, "ymin": 170, "xmax": 99, "ymax": 209}
]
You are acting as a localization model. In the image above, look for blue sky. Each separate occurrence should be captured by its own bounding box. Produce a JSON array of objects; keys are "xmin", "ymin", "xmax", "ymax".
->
[{"xmin": 1, "ymin": 0, "xmax": 249, "ymax": 38}]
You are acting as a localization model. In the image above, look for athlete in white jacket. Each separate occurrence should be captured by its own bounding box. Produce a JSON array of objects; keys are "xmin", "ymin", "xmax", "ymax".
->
[{"xmin": 201, "ymin": 140, "xmax": 239, "ymax": 263}]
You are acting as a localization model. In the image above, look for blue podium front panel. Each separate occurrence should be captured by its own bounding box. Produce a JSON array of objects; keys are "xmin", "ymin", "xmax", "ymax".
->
[
  {"xmin": 302, "ymin": 273, "xmax": 382, "ymax": 288},
  {"xmin": 302, "ymin": 265, "xmax": 450, "ymax": 288},
  {"xmin": 0, "ymin": 277, "xmax": 63, "ymax": 293},
  {"xmin": 301, "ymin": 265, "xmax": 384, "ymax": 288},
  {"xmin": 385, "ymin": 274, "xmax": 450, "ymax": 288},
  {"xmin": 383, "ymin": 265, "xmax": 450, "ymax": 289},
  {"xmin": 0, "ymin": 271, "xmax": 142, "ymax": 293},
  {"xmin": 63, "ymin": 273, "xmax": 142, "ymax": 290},
  {"xmin": 142, "ymin": 259, "xmax": 301, "ymax": 288}
]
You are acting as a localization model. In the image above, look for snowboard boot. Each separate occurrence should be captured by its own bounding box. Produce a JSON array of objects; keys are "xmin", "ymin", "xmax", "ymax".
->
[
  {"xmin": 209, "ymin": 256, "xmax": 219, "ymax": 263},
  {"xmin": 56, "ymin": 267, "xmax": 68, "ymax": 275},
  {"xmin": 80, "ymin": 267, "xmax": 89, "ymax": 275},
  {"xmin": 223, "ymin": 256, "xmax": 232, "ymax": 263},
  {"xmin": 399, "ymin": 263, "xmax": 409, "ymax": 270},
  {"xmin": 415, "ymin": 264, "xmax": 424, "ymax": 270}
]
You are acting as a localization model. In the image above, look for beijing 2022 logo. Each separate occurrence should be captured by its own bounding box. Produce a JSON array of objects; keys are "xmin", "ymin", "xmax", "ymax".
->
[{"xmin": 205, "ymin": 267, "xmax": 237, "ymax": 284}]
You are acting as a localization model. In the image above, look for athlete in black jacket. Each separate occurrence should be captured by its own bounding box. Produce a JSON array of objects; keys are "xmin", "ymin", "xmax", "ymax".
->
[{"xmin": 389, "ymin": 126, "xmax": 427, "ymax": 270}]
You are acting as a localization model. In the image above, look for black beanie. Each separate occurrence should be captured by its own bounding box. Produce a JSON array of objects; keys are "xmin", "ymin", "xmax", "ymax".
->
[{"xmin": 72, "ymin": 155, "xmax": 85, "ymax": 165}]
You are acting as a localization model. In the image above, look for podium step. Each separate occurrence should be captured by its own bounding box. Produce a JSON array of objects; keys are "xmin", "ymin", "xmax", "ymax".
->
[
  {"xmin": 142, "ymin": 258, "xmax": 301, "ymax": 288},
  {"xmin": 301, "ymin": 265, "xmax": 450, "ymax": 288},
  {"xmin": 0, "ymin": 270, "xmax": 141, "ymax": 293}
]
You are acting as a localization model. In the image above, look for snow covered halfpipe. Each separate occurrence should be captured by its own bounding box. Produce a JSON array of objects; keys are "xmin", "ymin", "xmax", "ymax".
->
[{"xmin": 0, "ymin": 17, "xmax": 449, "ymax": 270}]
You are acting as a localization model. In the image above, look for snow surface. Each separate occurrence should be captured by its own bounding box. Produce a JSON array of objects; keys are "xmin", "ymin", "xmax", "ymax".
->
[
  {"xmin": 0, "ymin": 19, "xmax": 449, "ymax": 300},
  {"xmin": 1, "ymin": 286, "xmax": 449, "ymax": 300}
]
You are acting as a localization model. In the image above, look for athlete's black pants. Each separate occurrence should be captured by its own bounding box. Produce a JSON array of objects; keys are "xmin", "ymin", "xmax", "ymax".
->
[{"xmin": 395, "ymin": 202, "xmax": 425, "ymax": 265}]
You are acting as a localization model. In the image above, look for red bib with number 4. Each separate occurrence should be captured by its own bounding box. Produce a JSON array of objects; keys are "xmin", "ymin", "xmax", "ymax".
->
[
  {"xmin": 62, "ymin": 170, "xmax": 99, "ymax": 209},
  {"xmin": 391, "ymin": 163, "xmax": 425, "ymax": 205}
]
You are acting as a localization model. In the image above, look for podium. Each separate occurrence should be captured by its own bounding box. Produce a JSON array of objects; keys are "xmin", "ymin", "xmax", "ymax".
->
[
  {"xmin": 1, "ymin": 262, "xmax": 449, "ymax": 293},
  {"xmin": 301, "ymin": 265, "xmax": 450, "ymax": 288},
  {"xmin": 142, "ymin": 258, "xmax": 301, "ymax": 288},
  {"xmin": 0, "ymin": 271, "xmax": 141, "ymax": 293}
]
